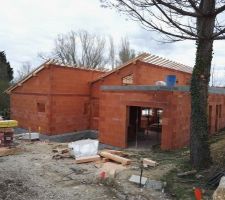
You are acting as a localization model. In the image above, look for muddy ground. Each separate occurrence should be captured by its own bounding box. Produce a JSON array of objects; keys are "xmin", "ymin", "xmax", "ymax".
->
[{"xmin": 0, "ymin": 140, "xmax": 172, "ymax": 200}]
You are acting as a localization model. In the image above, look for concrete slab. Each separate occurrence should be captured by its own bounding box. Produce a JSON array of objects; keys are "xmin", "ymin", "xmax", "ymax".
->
[
  {"xmin": 129, "ymin": 175, "xmax": 148, "ymax": 185},
  {"xmin": 145, "ymin": 179, "xmax": 164, "ymax": 190},
  {"xmin": 14, "ymin": 128, "xmax": 98, "ymax": 143}
]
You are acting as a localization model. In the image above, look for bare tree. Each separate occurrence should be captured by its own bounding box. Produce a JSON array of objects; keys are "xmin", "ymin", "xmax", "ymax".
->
[
  {"xmin": 38, "ymin": 30, "xmax": 138, "ymax": 70},
  {"xmin": 16, "ymin": 61, "xmax": 33, "ymax": 81},
  {"xmin": 118, "ymin": 37, "xmax": 135, "ymax": 64},
  {"xmin": 101, "ymin": 0, "xmax": 225, "ymax": 169},
  {"xmin": 108, "ymin": 36, "xmax": 116, "ymax": 69},
  {"xmin": 54, "ymin": 31, "xmax": 77, "ymax": 66},
  {"xmin": 78, "ymin": 30, "xmax": 106, "ymax": 68},
  {"xmin": 41, "ymin": 30, "xmax": 107, "ymax": 69}
]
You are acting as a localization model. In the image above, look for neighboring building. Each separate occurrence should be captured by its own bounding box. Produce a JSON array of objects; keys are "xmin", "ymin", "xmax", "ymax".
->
[{"xmin": 6, "ymin": 53, "xmax": 225, "ymax": 150}]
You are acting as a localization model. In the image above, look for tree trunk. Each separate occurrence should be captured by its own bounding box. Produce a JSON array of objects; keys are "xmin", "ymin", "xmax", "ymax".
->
[
  {"xmin": 190, "ymin": 39, "xmax": 213, "ymax": 169},
  {"xmin": 190, "ymin": 1, "xmax": 215, "ymax": 169}
]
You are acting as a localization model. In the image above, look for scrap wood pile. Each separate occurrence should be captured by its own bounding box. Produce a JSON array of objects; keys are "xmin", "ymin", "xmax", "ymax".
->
[
  {"xmin": 0, "ymin": 146, "xmax": 22, "ymax": 157},
  {"xmin": 52, "ymin": 147, "xmax": 71, "ymax": 159},
  {"xmin": 51, "ymin": 139, "xmax": 159, "ymax": 168},
  {"xmin": 52, "ymin": 146, "xmax": 131, "ymax": 165}
]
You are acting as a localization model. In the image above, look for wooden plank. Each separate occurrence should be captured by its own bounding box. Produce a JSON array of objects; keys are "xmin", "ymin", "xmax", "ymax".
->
[
  {"xmin": 104, "ymin": 150, "xmax": 128, "ymax": 157},
  {"xmin": 75, "ymin": 155, "xmax": 101, "ymax": 164},
  {"xmin": 56, "ymin": 148, "xmax": 69, "ymax": 154},
  {"xmin": 100, "ymin": 151, "xmax": 131, "ymax": 165},
  {"xmin": 0, "ymin": 147, "xmax": 22, "ymax": 157},
  {"xmin": 177, "ymin": 170, "xmax": 197, "ymax": 177},
  {"xmin": 143, "ymin": 158, "xmax": 158, "ymax": 167}
]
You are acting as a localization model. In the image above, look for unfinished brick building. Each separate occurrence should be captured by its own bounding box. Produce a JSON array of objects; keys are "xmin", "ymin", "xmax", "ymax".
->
[{"xmin": 6, "ymin": 53, "xmax": 225, "ymax": 150}]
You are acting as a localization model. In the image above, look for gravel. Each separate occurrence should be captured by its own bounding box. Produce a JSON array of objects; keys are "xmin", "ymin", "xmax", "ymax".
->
[{"xmin": 0, "ymin": 140, "xmax": 170, "ymax": 200}]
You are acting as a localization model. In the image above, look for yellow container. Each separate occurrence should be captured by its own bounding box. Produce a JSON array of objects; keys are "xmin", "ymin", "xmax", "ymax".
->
[{"xmin": 0, "ymin": 120, "xmax": 18, "ymax": 128}]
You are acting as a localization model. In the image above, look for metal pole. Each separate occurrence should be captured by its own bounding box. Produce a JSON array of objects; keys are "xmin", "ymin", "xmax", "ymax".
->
[
  {"xmin": 135, "ymin": 108, "xmax": 138, "ymax": 148},
  {"xmin": 139, "ymin": 160, "xmax": 143, "ymax": 188}
]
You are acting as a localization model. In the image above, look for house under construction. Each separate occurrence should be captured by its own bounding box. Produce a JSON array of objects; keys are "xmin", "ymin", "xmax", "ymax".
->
[{"xmin": 6, "ymin": 53, "xmax": 225, "ymax": 150}]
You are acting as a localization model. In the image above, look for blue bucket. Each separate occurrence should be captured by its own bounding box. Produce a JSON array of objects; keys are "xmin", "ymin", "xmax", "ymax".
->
[{"xmin": 166, "ymin": 75, "xmax": 176, "ymax": 87}]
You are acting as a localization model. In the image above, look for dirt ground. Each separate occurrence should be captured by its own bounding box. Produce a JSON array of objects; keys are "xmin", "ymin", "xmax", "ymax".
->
[{"xmin": 0, "ymin": 139, "xmax": 172, "ymax": 200}]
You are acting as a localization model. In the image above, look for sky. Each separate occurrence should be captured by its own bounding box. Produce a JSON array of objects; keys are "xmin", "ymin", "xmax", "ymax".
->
[{"xmin": 0, "ymin": 0, "xmax": 225, "ymax": 85}]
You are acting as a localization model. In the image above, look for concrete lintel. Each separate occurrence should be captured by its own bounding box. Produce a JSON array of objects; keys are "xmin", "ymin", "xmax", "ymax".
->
[
  {"xmin": 101, "ymin": 85, "xmax": 190, "ymax": 92},
  {"xmin": 101, "ymin": 85, "xmax": 225, "ymax": 95}
]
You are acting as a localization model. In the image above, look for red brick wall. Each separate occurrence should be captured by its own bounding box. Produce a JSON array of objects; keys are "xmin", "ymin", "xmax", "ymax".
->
[
  {"xmin": 165, "ymin": 91, "xmax": 191, "ymax": 149},
  {"xmin": 91, "ymin": 61, "xmax": 192, "ymax": 130},
  {"xmin": 10, "ymin": 67, "xmax": 51, "ymax": 133},
  {"xmin": 49, "ymin": 65, "xmax": 104, "ymax": 134},
  {"xmin": 208, "ymin": 94, "xmax": 225, "ymax": 134},
  {"xmin": 98, "ymin": 89, "xmax": 225, "ymax": 150},
  {"xmin": 90, "ymin": 63, "xmax": 136, "ymax": 130},
  {"xmin": 10, "ymin": 65, "xmax": 104, "ymax": 134},
  {"xmin": 99, "ymin": 90, "xmax": 173, "ymax": 148},
  {"xmin": 136, "ymin": 61, "xmax": 191, "ymax": 85}
]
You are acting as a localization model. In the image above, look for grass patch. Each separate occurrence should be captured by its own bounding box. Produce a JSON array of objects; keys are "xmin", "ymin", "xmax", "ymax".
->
[
  {"xmin": 124, "ymin": 131, "xmax": 225, "ymax": 199},
  {"xmin": 160, "ymin": 131, "xmax": 225, "ymax": 199}
]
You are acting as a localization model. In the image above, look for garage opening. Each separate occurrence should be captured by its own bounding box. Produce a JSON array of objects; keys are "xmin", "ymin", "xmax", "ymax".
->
[{"xmin": 127, "ymin": 106, "xmax": 163, "ymax": 148}]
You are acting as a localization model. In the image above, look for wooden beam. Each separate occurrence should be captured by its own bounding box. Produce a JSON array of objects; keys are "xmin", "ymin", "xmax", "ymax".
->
[
  {"xmin": 104, "ymin": 149, "xmax": 128, "ymax": 157},
  {"xmin": 100, "ymin": 151, "xmax": 131, "ymax": 165},
  {"xmin": 143, "ymin": 158, "xmax": 158, "ymax": 167},
  {"xmin": 75, "ymin": 155, "xmax": 101, "ymax": 164}
]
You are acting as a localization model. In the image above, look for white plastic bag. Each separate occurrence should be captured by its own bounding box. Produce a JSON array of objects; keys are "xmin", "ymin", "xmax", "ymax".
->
[{"xmin": 68, "ymin": 139, "xmax": 99, "ymax": 158}]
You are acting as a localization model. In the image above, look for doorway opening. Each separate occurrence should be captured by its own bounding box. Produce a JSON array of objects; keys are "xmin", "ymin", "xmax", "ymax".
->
[{"xmin": 127, "ymin": 106, "xmax": 163, "ymax": 148}]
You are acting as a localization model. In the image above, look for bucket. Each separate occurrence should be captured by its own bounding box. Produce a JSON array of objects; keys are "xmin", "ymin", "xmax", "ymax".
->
[{"xmin": 166, "ymin": 75, "xmax": 176, "ymax": 87}]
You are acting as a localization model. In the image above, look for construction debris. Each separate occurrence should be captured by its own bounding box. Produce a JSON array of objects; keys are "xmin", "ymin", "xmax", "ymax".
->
[
  {"xmin": 206, "ymin": 170, "xmax": 225, "ymax": 189},
  {"xmin": 68, "ymin": 139, "xmax": 99, "ymax": 158},
  {"xmin": 22, "ymin": 132, "xmax": 40, "ymax": 140},
  {"xmin": 129, "ymin": 175, "xmax": 148, "ymax": 185},
  {"xmin": 98, "ymin": 162, "xmax": 127, "ymax": 177},
  {"xmin": 143, "ymin": 158, "xmax": 158, "ymax": 167},
  {"xmin": 0, "ymin": 120, "xmax": 18, "ymax": 128},
  {"xmin": 0, "ymin": 120, "xmax": 16, "ymax": 147},
  {"xmin": 0, "ymin": 147, "xmax": 22, "ymax": 157},
  {"xmin": 104, "ymin": 149, "xmax": 128, "ymax": 157},
  {"xmin": 145, "ymin": 179, "xmax": 165, "ymax": 191},
  {"xmin": 100, "ymin": 151, "xmax": 131, "ymax": 165},
  {"xmin": 52, "ymin": 148, "xmax": 69, "ymax": 154},
  {"xmin": 177, "ymin": 170, "xmax": 197, "ymax": 177},
  {"xmin": 52, "ymin": 153, "xmax": 71, "ymax": 160},
  {"xmin": 213, "ymin": 176, "xmax": 225, "ymax": 200},
  {"xmin": 75, "ymin": 155, "xmax": 101, "ymax": 164}
]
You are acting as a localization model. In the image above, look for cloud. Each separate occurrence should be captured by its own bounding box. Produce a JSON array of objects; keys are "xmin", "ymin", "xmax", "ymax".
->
[{"xmin": 0, "ymin": 0, "xmax": 225, "ymax": 85}]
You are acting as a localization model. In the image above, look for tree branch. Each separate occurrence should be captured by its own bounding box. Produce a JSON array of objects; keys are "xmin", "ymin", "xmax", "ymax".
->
[
  {"xmin": 154, "ymin": 0, "xmax": 200, "ymax": 17},
  {"xmin": 152, "ymin": 0, "xmax": 198, "ymax": 37},
  {"xmin": 213, "ymin": 26, "xmax": 225, "ymax": 38},
  {"xmin": 214, "ymin": 4, "xmax": 225, "ymax": 15},
  {"xmin": 187, "ymin": 0, "xmax": 202, "ymax": 14}
]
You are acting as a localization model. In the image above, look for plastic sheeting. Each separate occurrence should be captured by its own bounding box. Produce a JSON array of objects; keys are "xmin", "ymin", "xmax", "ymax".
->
[{"xmin": 68, "ymin": 139, "xmax": 99, "ymax": 158}]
